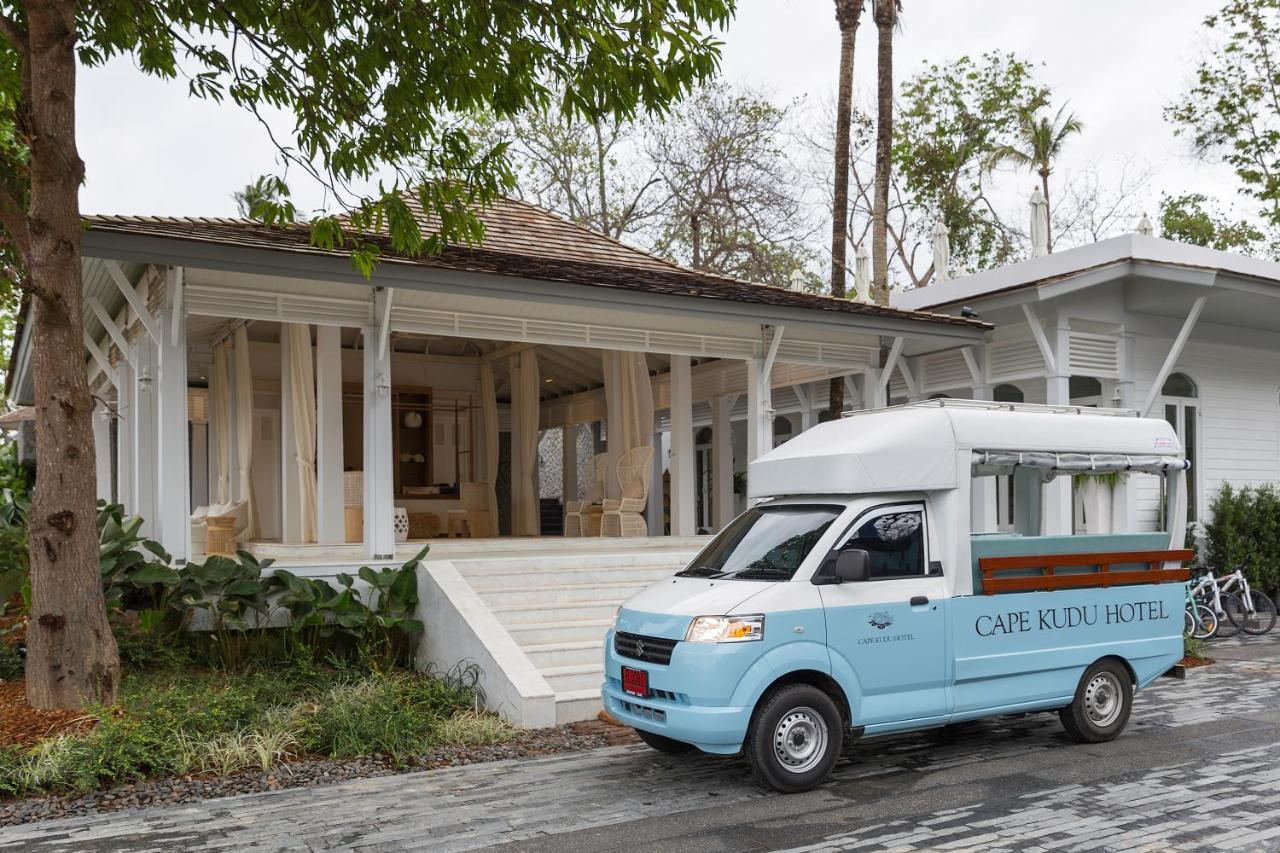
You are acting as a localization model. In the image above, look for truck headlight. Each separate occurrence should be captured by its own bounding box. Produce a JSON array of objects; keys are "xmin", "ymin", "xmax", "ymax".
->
[{"xmin": 684, "ymin": 614, "xmax": 765, "ymax": 643}]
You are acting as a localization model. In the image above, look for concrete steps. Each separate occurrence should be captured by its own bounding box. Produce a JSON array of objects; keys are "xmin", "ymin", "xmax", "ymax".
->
[{"xmin": 452, "ymin": 544, "xmax": 702, "ymax": 724}]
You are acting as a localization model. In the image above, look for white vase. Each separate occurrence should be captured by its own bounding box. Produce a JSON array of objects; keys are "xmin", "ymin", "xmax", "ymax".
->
[{"xmin": 393, "ymin": 507, "xmax": 410, "ymax": 542}]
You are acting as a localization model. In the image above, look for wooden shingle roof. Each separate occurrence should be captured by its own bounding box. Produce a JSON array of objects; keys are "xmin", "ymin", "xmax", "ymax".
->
[{"xmin": 85, "ymin": 197, "xmax": 988, "ymax": 330}]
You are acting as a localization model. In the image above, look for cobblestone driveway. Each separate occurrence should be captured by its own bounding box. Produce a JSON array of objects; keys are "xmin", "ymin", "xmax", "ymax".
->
[{"xmin": 4, "ymin": 635, "xmax": 1280, "ymax": 852}]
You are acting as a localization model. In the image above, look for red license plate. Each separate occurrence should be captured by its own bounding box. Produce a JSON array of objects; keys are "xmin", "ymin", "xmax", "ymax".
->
[{"xmin": 621, "ymin": 666, "xmax": 649, "ymax": 697}]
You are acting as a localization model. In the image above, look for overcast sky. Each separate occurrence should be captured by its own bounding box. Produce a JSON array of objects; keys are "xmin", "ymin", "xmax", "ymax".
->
[{"xmin": 77, "ymin": 0, "xmax": 1240, "ymax": 225}]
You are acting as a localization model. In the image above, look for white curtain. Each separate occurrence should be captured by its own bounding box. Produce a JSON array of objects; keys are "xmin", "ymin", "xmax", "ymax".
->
[
  {"xmin": 480, "ymin": 362, "xmax": 499, "ymax": 530},
  {"xmin": 512, "ymin": 350, "xmax": 541, "ymax": 536},
  {"xmin": 286, "ymin": 324, "xmax": 318, "ymax": 543},
  {"xmin": 233, "ymin": 326, "xmax": 260, "ymax": 540},
  {"xmin": 602, "ymin": 351, "xmax": 655, "ymax": 494},
  {"xmin": 210, "ymin": 342, "xmax": 232, "ymax": 505}
]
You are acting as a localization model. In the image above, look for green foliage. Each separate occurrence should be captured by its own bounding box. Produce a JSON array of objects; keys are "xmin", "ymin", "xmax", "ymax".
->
[
  {"xmin": 0, "ymin": 638, "xmax": 21, "ymax": 680},
  {"xmin": 893, "ymin": 52, "xmax": 1050, "ymax": 275},
  {"xmin": 0, "ymin": 445, "xmax": 31, "ymax": 613},
  {"xmin": 1158, "ymin": 192, "xmax": 1268, "ymax": 253},
  {"xmin": 1183, "ymin": 634, "xmax": 1208, "ymax": 661},
  {"xmin": 97, "ymin": 502, "xmax": 180, "ymax": 612},
  {"xmin": 1204, "ymin": 483, "xmax": 1280, "ymax": 594},
  {"xmin": 293, "ymin": 671, "xmax": 478, "ymax": 762},
  {"xmin": 0, "ymin": 666, "xmax": 487, "ymax": 796},
  {"xmin": 6, "ymin": 1, "xmax": 735, "ymax": 275},
  {"xmin": 1167, "ymin": 1, "xmax": 1280, "ymax": 225}
]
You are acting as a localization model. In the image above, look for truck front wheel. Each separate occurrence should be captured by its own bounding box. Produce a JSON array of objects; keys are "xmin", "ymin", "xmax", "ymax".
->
[
  {"xmin": 1059, "ymin": 659, "xmax": 1133, "ymax": 743},
  {"xmin": 746, "ymin": 684, "xmax": 844, "ymax": 793}
]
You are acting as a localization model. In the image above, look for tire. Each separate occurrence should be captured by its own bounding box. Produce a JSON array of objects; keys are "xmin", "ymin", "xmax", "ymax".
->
[
  {"xmin": 745, "ymin": 684, "xmax": 843, "ymax": 794},
  {"xmin": 1191, "ymin": 601, "xmax": 1219, "ymax": 640},
  {"xmin": 1217, "ymin": 593, "xmax": 1245, "ymax": 638},
  {"xmin": 1059, "ymin": 659, "xmax": 1133, "ymax": 744},
  {"xmin": 1184, "ymin": 606, "xmax": 1195, "ymax": 637},
  {"xmin": 1241, "ymin": 591, "xmax": 1278, "ymax": 635},
  {"xmin": 635, "ymin": 728, "xmax": 694, "ymax": 754}
]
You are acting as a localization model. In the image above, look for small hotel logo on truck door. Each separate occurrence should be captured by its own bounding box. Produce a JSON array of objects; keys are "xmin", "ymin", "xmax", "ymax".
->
[{"xmin": 868, "ymin": 611, "xmax": 894, "ymax": 630}]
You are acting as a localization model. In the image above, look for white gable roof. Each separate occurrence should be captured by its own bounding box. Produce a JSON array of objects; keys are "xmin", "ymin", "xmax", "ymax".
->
[
  {"xmin": 747, "ymin": 402, "xmax": 1183, "ymax": 499},
  {"xmin": 891, "ymin": 233, "xmax": 1280, "ymax": 312}
]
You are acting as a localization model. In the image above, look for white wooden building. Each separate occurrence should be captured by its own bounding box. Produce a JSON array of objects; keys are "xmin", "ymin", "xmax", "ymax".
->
[
  {"xmin": 893, "ymin": 232, "xmax": 1280, "ymax": 539},
  {"xmin": 6, "ymin": 196, "xmax": 987, "ymax": 725}
]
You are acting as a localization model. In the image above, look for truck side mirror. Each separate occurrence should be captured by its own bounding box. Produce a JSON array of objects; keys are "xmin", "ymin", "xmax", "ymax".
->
[{"xmin": 835, "ymin": 549, "xmax": 870, "ymax": 583}]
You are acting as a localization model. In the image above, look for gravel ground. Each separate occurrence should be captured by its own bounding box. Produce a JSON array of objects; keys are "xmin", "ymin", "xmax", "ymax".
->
[{"xmin": 0, "ymin": 718, "xmax": 638, "ymax": 826}]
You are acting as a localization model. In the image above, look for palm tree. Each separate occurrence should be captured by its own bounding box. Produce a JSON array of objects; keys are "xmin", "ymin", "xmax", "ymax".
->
[
  {"xmin": 870, "ymin": 0, "xmax": 900, "ymax": 305},
  {"xmin": 826, "ymin": 0, "xmax": 865, "ymax": 419},
  {"xmin": 987, "ymin": 105, "xmax": 1083, "ymax": 252}
]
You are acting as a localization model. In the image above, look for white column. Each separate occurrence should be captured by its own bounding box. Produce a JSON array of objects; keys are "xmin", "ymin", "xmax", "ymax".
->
[
  {"xmin": 509, "ymin": 354, "xmax": 524, "ymax": 525},
  {"xmin": 793, "ymin": 384, "xmax": 817, "ymax": 432},
  {"xmin": 363, "ymin": 316, "xmax": 396, "ymax": 559},
  {"xmin": 669, "ymin": 354, "xmax": 696, "ymax": 536},
  {"xmin": 712, "ymin": 395, "xmax": 735, "ymax": 530},
  {"xmin": 647, "ymin": 428, "xmax": 664, "ymax": 536},
  {"xmin": 1112, "ymin": 331, "xmax": 1136, "ymax": 532},
  {"xmin": 93, "ymin": 403, "xmax": 112, "ymax": 504},
  {"xmin": 746, "ymin": 357, "xmax": 773, "ymax": 463},
  {"xmin": 116, "ymin": 357, "xmax": 135, "ymax": 512},
  {"xmin": 1042, "ymin": 315, "xmax": 1073, "ymax": 535},
  {"xmin": 279, "ymin": 330, "xmax": 301, "ymax": 544},
  {"xmin": 969, "ymin": 354, "xmax": 999, "ymax": 533},
  {"xmin": 132, "ymin": 336, "xmax": 158, "ymax": 537},
  {"xmin": 315, "ymin": 326, "xmax": 344, "ymax": 544},
  {"xmin": 156, "ymin": 280, "xmax": 189, "ymax": 562}
]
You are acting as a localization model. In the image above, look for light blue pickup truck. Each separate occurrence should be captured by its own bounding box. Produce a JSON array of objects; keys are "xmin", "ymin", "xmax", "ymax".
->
[{"xmin": 603, "ymin": 402, "xmax": 1191, "ymax": 792}]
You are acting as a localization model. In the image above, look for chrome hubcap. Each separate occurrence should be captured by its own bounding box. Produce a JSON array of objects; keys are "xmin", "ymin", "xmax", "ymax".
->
[
  {"xmin": 1084, "ymin": 672, "xmax": 1124, "ymax": 728},
  {"xmin": 773, "ymin": 706, "xmax": 828, "ymax": 774}
]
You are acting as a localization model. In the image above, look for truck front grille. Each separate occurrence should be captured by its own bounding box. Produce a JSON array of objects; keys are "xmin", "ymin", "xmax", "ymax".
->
[{"xmin": 614, "ymin": 631, "xmax": 678, "ymax": 666}]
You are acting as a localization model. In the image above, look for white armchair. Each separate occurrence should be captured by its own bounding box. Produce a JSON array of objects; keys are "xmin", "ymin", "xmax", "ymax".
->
[{"xmin": 601, "ymin": 445, "xmax": 653, "ymax": 538}]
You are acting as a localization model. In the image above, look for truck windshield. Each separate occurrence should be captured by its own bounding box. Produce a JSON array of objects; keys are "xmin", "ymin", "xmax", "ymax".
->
[{"xmin": 677, "ymin": 505, "xmax": 842, "ymax": 581}]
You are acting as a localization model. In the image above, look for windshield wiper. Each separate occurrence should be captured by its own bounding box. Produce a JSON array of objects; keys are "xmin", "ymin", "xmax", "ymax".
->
[
  {"xmin": 732, "ymin": 568, "xmax": 792, "ymax": 580},
  {"xmin": 677, "ymin": 566, "xmax": 726, "ymax": 578}
]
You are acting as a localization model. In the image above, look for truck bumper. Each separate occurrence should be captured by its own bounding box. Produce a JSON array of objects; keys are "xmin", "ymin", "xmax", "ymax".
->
[
  {"xmin": 601, "ymin": 679, "xmax": 752, "ymax": 755},
  {"xmin": 602, "ymin": 628, "xmax": 755, "ymax": 754}
]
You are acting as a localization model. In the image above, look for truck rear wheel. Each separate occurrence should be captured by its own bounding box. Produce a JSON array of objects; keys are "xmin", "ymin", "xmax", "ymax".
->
[
  {"xmin": 746, "ymin": 684, "xmax": 843, "ymax": 793},
  {"xmin": 1059, "ymin": 659, "xmax": 1133, "ymax": 744},
  {"xmin": 635, "ymin": 729, "xmax": 693, "ymax": 754}
]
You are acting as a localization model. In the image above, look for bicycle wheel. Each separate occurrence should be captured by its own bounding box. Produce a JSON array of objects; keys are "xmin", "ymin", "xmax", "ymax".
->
[
  {"xmin": 1184, "ymin": 605, "xmax": 1196, "ymax": 637},
  {"xmin": 1191, "ymin": 602, "xmax": 1219, "ymax": 640},
  {"xmin": 1217, "ymin": 593, "xmax": 1245, "ymax": 638},
  {"xmin": 1242, "ymin": 591, "xmax": 1278, "ymax": 635}
]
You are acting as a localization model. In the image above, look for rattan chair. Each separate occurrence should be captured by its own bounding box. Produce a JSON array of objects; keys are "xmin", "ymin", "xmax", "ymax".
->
[
  {"xmin": 601, "ymin": 445, "xmax": 653, "ymax": 538},
  {"xmin": 564, "ymin": 453, "xmax": 608, "ymax": 537}
]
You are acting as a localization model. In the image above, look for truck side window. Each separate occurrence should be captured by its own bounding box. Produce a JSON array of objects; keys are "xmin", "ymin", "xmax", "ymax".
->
[{"xmin": 841, "ymin": 508, "xmax": 925, "ymax": 579}]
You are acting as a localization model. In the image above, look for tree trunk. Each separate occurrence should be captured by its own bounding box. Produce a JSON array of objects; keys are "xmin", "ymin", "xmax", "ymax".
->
[
  {"xmin": 23, "ymin": 0, "xmax": 122, "ymax": 710},
  {"xmin": 1040, "ymin": 167, "xmax": 1052, "ymax": 253},
  {"xmin": 870, "ymin": 0, "xmax": 896, "ymax": 306},
  {"xmin": 827, "ymin": 0, "xmax": 863, "ymax": 420}
]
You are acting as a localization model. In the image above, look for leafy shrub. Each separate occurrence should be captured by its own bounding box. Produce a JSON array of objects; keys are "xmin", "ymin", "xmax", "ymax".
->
[
  {"xmin": 294, "ymin": 671, "xmax": 476, "ymax": 762},
  {"xmin": 1204, "ymin": 484, "xmax": 1280, "ymax": 595},
  {"xmin": 0, "ymin": 666, "xmax": 485, "ymax": 796},
  {"xmin": 433, "ymin": 710, "xmax": 515, "ymax": 747},
  {"xmin": 0, "ymin": 639, "xmax": 22, "ymax": 680}
]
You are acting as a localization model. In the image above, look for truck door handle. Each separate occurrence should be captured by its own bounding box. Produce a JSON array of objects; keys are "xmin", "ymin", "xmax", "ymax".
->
[{"xmin": 910, "ymin": 596, "xmax": 929, "ymax": 607}]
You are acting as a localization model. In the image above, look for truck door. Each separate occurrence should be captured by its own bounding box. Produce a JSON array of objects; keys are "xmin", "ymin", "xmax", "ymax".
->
[{"xmin": 818, "ymin": 502, "xmax": 950, "ymax": 729}]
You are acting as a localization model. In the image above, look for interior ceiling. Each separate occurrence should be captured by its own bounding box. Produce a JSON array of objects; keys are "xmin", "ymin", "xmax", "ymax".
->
[{"xmin": 185, "ymin": 318, "xmax": 690, "ymax": 402}]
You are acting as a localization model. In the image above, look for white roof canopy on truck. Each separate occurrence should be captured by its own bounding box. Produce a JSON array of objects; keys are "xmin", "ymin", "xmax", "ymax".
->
[{"xmin": 747, "ymin": 401, "xmax": 1187, "ymax": 499}]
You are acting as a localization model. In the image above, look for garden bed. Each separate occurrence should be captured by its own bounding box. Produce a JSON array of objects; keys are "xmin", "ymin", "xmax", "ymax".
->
[{"xmin": 0, "ymin": 717, "xmax": 637, "ymax": 826}]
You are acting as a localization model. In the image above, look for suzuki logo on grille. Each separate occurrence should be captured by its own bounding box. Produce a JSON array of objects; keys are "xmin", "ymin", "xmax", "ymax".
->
[{"xmin": 634, "ymin": 638, "xmax": 647, "ymax": 659}]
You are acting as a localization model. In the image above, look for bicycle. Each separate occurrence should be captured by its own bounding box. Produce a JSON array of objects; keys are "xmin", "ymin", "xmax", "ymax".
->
[
  {"xmin": 1189, "ymin": 572, "xmax": 1244, "ymax": 639},
  {"xmin": 1215, "ymin": 568, "xmax": 1278, "ymax": 635},
  {"xmin": 1184, "ymin": 581, "xmax": 1219, "ymax": 640}
]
